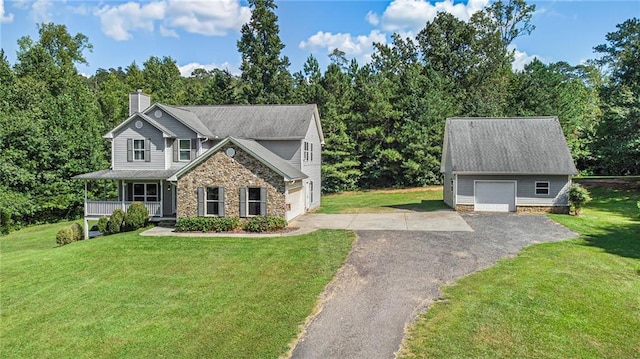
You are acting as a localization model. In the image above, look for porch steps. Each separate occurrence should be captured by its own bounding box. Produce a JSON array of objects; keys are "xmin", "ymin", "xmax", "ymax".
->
[{"xmin": 154, "ymin": 220, "xmax": 176, "ymax": 228}]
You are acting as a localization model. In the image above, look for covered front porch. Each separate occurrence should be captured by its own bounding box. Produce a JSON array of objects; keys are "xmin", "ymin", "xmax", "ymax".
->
[{"xmin": 73, "ymin": 169, "xmax": 181, "ymax": 238}]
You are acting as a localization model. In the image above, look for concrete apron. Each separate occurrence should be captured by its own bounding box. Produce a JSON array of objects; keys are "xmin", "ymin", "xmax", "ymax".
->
[{"xmin": 291, "ymin": 211, "xmax": 473, "ymax": 232}]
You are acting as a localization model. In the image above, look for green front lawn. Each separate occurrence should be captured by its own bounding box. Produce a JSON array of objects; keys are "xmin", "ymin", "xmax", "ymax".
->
[
  {"xmin": 399, "ymin": 188, "xmax": 640, "ymax": 358},
  {"xmin": 0, "ymin": 226, "xmax": 354, "ymax": 358},
  {"xmin": 317, "ymin": 187, "xmax": 448, "ymax": 213}
]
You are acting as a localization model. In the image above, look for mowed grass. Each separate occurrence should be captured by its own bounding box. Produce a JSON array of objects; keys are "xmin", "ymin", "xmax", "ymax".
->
[
  {"xmin": 0, "ymin": 225, "xmax": 354, "ymax": 358},
  {"xmin": 400, "ymin": 188, "xmax": 640, "ymax": 359},
  {"xmin": 317, "ymin": 187, "xmax": 447, "ymax": 213}
]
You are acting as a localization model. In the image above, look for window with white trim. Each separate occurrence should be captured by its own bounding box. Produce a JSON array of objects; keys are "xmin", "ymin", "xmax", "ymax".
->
[
  {"xmin": 304, "ymin": 141, "xmax": 313, "ymax": 162},
  {"xmin": 240, "ymin": 187, "xmax": 267, "ymax": 217},
  {"xmin": 129, "ymin": 183, "xmax": 158, "ymax": 202},
  {"xmin": 178, "ymin": 139, "xmax": 191, "ymax": 161},
  {"xmin": 133, "ymin": 139, "xmax": 145, "ymax": 161},
  {"xmin": 206, "ymin": 187, "xmax": 222, "ymax": 216},
  {"xmin": 535, "ymin": 181, "xmax": 550, "ymax": 195},
  {"xmin": 247, "ymin": 188, "xmax": 262, "ymax": 216}
]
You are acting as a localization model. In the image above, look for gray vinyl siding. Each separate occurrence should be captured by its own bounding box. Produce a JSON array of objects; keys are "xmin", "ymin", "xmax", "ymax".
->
[
  {"xmin": 152, "ymin": 110, "xmax": 199, "ymax": 167},
  {"xmin": 302, "ymin": 114, "xmax": 322, "ymax": 210},
  {"xmin": 113, "ymin": 121, "xmax": 165, "ymax": 170},
  {"xmin": 456, "ymin": 175, "xmax": 571, "ymax": 206},
  {"xmin": 442, "ymin": 144, "xmax": 454, "ymax": 207},
  {"xmin": 257, "ymin": 140, "xmax": 302, "ymax": 169}
]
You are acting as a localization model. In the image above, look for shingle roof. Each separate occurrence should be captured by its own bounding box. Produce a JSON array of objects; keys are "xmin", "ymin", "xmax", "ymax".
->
[
  {"xmin": 171, "ymin": 137, "xmax": 307, "ymax": 181},
  {"xmin": 153, "ymin": 103, "xmax": 216, "ymax": 138},
  {"xmin": 73, "ymin": 168, "xmax": 182, "ymax": 180},
  {"xmin": 104, "ymin": 112, "xmax": 177, "ymax": 139},
  {"xmin": 444, "ymin": 117, "xmax": 578, "ymax": 175},
  {"xmin": 174, "ymin": 104, "xmax": 320, "ymax": 140}
]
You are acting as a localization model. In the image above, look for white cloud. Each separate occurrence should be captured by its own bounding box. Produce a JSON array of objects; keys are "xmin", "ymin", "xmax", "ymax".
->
[
  {"xmin": 370, "ymin": 0, "xmax": 489, "ymax": 33},
  {"xmin": 511, "ymin": 46, "xmax": 541, "ymax": 71},
  {"xmin": 93, "ymin": 0, "xmax": 250, "ymax": 41},
  {"xmin": 160, "ymin": 25, "xmax": 178, "ymax": 38},
  {"xmin": 299, "ymin": 30, "xmax": 387, "ymax": 58},
  {"xmin": 30, "ymin": 0, "xmax": 54, "ymax": 22},
  {"xmin": 0, "ymin": 0, "xmax": 14, "ymax": 23},
  {"xmin": 94, "ymin": 1, "xmax": 166, "ymax": 41},
  {"xmin": 165, "ymin": 0, "xmax": 250, "ymax": 37},
  {"xmin": 178, "ymin": 61, "xmax": 239, "ymax": 77},
  {"xmin": 365, "ymin": 10, "xmax": 379, "ymax": 26}
]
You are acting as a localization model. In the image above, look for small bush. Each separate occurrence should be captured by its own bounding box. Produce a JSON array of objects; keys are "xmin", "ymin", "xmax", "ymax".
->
[
  {"xmin": 569, "ymin": 184, "xmax": 592, "ymax": 215},
  {"xmin": 97, "ymin": 216, "xmax": 109, "ymax": 234},
  {"xmin": 125, "ymin": 202, "xmax": 149, "ymax": 231},
  {"xmin": 266, "ymin": 217, "xmax": 287, "ymax": 231},
  {"xmin": 174, "ymin": 217, "xmax": 241, "ymax": 232},
  {"xmin": 56, "ymin": 227, "xmax": 74, "ymax": 246},
  {"xmin": 243, "ymin": 216, "xmax": 287, "ymax": 232},
  {"xmin": 107, "ymin": 208, "xmax": 125, "ymax": 234},
  {"xmin": 70, "ymin": 223, "xmax": 84, "ymax": 241}
]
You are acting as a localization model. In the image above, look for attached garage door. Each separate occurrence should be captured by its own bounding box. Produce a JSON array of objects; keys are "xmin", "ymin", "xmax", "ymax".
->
[
  {"xmin": 285, "ymin": 185, "xmax": 305, "ymax": 221},
  {"xmin": 474, "ymin": 181, "xmax": 516, "ymax": 212}
]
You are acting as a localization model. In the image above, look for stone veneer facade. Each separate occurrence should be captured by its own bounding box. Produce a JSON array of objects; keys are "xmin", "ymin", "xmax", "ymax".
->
[{"xmin": 177, "ymin": 144, "xmax": 286, "ymax": 218}]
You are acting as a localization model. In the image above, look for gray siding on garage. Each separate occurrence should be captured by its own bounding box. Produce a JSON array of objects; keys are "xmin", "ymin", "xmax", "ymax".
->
[
  {"xmin": 257, "ymin": 140, "xmax": 301, "ymax": 169},
  {"xmin": 442, "ymin": 144, "xmax": 454, "ymax": 207},
  {"xmin": 456, "ymin": 175, "xmax": 570, "ymax": 206},
  {"xmin": 302, "ymin": 115, "xmax": 322, "ymax": 210},
  {"xmin": 113, "ymin": 120, "xmax": 165, "ymax": 170}
]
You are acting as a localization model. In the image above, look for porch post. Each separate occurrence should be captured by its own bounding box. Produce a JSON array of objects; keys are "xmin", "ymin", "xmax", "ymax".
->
[
  {"xmin": 121, "ymin": 180, "xmax": 126, "ymax": 211},
  {"xmin": 160, "ymin": 180, "xmax": 164, "ymax": 218},
  {"xmin": 83, "ymin": 182, "xmax": 89, "ymax": 239},
  {"xmin": 83, "ymin": 218, "xmax": 89, "ymax": 241},
  {"xmin": 84, "ymin": 182, "xmax": 88, "ymax": 216}
]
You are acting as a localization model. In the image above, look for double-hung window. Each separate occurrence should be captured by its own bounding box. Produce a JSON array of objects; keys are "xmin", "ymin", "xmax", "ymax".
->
[
  {"xmin": 179, "ymin": 139, "xmax": 191, "ymax": 161},
  {"xmin": 535, "ymin": 181, "xmax": 550, "ymax": 195},
  {"xmin": 304, "ymin": 141, "xmax": 312, "ymax": 162},
  {"xmin": 240, "ymin": 187, "xmax": 267, "ymax": 217},
  {"xmin": 133, "ymin": 139, "xmax": 145, "ymax": 161},
  {"xmin": 130, "ymin": 183, "xmax": 158, "ymax": 202},
  {"xmin": 197, "ymin": 187, "xmax": 225, "ymax": 216},
  {"xmin": 127, "ymin": 138, "xmax": 149, "ymax": 162}
]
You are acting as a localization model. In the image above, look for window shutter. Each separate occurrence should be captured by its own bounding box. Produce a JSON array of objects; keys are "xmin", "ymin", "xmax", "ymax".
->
[
  {"xmin": 260, "ymin": 187, "xmax": 267, "ymax": 216},
  {"xmin": 145, "ymin": 139, "xmax": 151, "ymax": 162},
  {"xmin": 127, "ymin": 139, "xmax": 133, "ymax": 162},
  {"xmin": 197, "ymin": 187, "xmax": 204, "ymax": 216},
  {"xmin": 310, "ymin": 143, "xmax": 313, "ymax": 162},
  {"xmin": 173, "ymin": 139, "xmax": 178, "ymax": 162},
  {"xmin": 239, "ymin": 188, "xmax": 246, "ymax": 217},
  {"xmin": 191, "ymin": 138, "xmax": 197, "ymax": 159},
  {"xmin": 218, "ymin": 187, "xmax": 225, "ymax": 216}
]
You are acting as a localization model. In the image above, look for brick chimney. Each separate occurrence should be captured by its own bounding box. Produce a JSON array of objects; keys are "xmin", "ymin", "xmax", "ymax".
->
[{"xmin": 129, "ymin": 89, "xmax": 151, "ymax": 116}]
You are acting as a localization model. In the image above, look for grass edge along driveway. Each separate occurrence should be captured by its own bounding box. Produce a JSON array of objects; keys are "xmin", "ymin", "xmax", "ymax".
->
[
  {"xmin": 399, "ymin": 187, "xmax": 640, "ymax": 359},
  {"xmin": 0, "ymin": 226, "xmax": 354, "ymax": 358}
]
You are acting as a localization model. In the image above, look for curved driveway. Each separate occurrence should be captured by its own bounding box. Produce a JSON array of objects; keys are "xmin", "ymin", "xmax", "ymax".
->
[{"xmin": 290, "ymin": 213, "xmax": 577, "ymax": 359}]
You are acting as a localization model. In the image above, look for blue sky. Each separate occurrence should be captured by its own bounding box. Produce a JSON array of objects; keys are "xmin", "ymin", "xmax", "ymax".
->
[{"xmin": 1, "ymin": 0, "xmax": 638, "ymax": 77}]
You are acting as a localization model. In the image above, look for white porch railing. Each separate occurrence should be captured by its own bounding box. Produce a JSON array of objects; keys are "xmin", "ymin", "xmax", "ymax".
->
[{"xmin": 85, "ymin": 201, "xmax": 162, "ymax": 217}]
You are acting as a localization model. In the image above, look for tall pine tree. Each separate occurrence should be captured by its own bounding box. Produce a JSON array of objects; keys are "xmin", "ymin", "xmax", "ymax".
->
[{"xmin": 237, "ymin": 0, "xmax": 292, "ymax": 104}]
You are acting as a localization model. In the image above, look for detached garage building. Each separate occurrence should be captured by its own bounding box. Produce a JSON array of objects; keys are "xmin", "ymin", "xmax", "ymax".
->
[{"xmin": 441, "ymin": 117, "xmax": 578, "ymax": 214}]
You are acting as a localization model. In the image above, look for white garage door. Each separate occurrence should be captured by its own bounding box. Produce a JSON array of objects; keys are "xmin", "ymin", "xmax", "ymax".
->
[
  {"xmin": 474, "ymin": 181, "xmax": 516, "ymax": 212},
  {"xmin": 285, "ymin": 185, "xmax": 305, "ymax": 221}
]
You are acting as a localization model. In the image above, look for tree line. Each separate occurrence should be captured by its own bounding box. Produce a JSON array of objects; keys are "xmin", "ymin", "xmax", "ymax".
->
[{"xmin": 1, "ymin": 0, "xmax": 638, "ymax": 232}]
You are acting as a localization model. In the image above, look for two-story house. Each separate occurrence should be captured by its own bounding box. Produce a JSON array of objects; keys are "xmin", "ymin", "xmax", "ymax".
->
[{"xmin": 75, "ymin": 91, "xmax": 323, "ymax": 236}]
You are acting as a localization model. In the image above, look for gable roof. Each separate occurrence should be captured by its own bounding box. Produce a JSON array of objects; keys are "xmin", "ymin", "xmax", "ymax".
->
[
  {"xmin": 443, "ymin": 117, "xmax": 578, "ymax": 175},
  {"xmin": 103, "ymin": 112, "xmax": 177, "ymax": 139},
  {"xmin": 150, "ymin": 103, "xmax": 216, "ymax": 138},
  {"xmin": 170, "ymin": 137, "xmax": 308, "ymax": 182},
  {"xmin": 174, "ymin": 104, "xmax": 324, "ymax": 143}
]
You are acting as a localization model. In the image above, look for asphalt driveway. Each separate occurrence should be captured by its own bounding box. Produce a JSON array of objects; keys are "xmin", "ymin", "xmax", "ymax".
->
[{"xmin": 289, "ymin": 213, "xmax": 577, "ymax": 359}]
